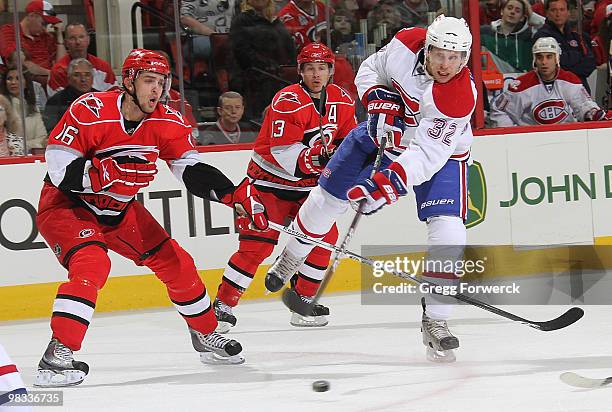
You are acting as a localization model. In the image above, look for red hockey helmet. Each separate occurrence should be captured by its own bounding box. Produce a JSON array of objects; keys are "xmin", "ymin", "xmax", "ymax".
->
[
  {"xmin": 122, "ymin": 48, "xmax": 170, "ymax": 84},
  {"xmin": 297, "ymin": 43, "xmax": 335, "ymax": 68}
]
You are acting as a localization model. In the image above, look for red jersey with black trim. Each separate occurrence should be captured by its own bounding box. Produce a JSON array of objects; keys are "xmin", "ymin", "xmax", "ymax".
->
[
  {"xmin": 278, "ymin": 0, "xmax": 328, "ymax": 50},
  {"xmin": 247, "ymin": 82, "xmax": 356, "ymax": 194},
  {"xmin": 45, "ymin": 90, "xmax": 196, "ymax": 222}
]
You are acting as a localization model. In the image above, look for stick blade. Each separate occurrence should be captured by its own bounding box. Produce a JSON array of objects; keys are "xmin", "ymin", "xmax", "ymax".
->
[
  {"xmin": 560, "ymin": 372, "xmax": 612, "ymax": 389},
  {"xmin": 281, "ymin": 287, "xmax": 314, "ymax": 316},
  {"xmin": 534, "ymin": 307, "xmax": 584, "ymax": 331}
]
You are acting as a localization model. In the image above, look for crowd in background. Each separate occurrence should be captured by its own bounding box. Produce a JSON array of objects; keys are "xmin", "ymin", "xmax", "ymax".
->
[{"xmin": 0, "ymin": 0, "xmax": 610, "ymax": 157}]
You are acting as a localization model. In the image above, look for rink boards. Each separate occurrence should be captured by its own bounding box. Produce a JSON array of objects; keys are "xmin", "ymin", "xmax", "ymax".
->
[{"xmin": 1, "ymin": 125, "xmax": 611, "ymax": 320}]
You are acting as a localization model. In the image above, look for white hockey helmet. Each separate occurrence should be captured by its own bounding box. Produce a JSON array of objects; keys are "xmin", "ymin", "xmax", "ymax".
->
[
  {"xmin": 532, "ymin": 37, "xmax": 561, "ymax": 67},
  {"xmin": 425, "ymin": 15, "xmax": 472, "ymax": 72}
]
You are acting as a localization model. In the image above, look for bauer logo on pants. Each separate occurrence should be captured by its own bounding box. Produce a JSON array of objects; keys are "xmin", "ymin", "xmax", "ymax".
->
[{"xmin": 466, "ymin": 160, "xmax": 486, "ymax": 229}]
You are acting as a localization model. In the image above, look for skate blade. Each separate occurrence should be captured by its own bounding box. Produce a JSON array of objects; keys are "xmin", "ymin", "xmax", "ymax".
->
[
  {"xmin": 215, "ymin": 321, "xmax": 232, "ymax": 334},
  {"xmin": 426, "ymin": 347, "xmax": 456, "ymax": 363},
  {"xmin": 34, "ymin": 369, "xmax": 86, "ymax": 387},
  {"xmin": 290, "ymin": 313, "xmax": 328, "ymax": 327},
  {"xmin": 199, "ymin": 352, "xmax": 245, "ymax": 365}
]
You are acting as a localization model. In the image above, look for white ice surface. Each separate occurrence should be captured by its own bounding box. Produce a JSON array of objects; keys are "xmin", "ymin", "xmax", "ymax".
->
[{"xmin": 1, "ymin": 294, "xmax": 610, "ymax": 412}]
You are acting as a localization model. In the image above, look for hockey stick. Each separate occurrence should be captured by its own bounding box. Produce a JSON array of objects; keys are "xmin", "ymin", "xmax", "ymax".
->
[
  {"xmin": 560, "ymin": 372, "xmax": 612, "ymax": 389},
  {"xmin": 281, "ymin": 133, "xmax": 390, "ymax": 315},
  {"xmin": 270, "ymin": 221, "xmax": 584, "ymax": 331}
]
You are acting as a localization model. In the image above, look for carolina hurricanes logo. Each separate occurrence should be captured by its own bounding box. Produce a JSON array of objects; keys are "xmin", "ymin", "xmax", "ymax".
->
[
  {"xmin": 276, "ymin": 91, "xmax": 301, "ymax": 105},
  {"xmin": 533, "ymin": 100, "xmax": 568, "ymax": 124},
  {"xmin": 164, "ymin": 105, "xmax": 184, "ymax": 122},
  {"xmin": 78, "ymin": 94, "xmax": 103, "ymax": 118}
]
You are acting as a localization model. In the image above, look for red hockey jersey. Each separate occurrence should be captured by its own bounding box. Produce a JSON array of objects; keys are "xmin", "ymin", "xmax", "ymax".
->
[
  {"xmin": 278, "ymin": 0, "xmax": 328, "ymax": 50},
  {"xmin": 45, "ymin": 90, "xmax": 196, "ymax": 221},
  {"xmin": 248, "ymin": 83, "xmax": 356, "ymax": 193}
]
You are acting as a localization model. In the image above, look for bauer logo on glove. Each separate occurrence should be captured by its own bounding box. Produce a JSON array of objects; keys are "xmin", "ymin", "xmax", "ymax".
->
[{"xmin": 365, "ymin": 87, "xmax": 406, "ymax": 148}]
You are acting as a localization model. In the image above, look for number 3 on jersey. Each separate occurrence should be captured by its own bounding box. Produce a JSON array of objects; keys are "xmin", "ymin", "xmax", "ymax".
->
[{"xmin": 272, "ymin": 120, "xmax": 285, "ymax": 138}]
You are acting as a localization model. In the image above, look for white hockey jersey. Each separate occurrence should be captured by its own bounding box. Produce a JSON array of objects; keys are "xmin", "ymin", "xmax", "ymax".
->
[
  {"xmin": 356, "ymin": 27, "xmax": 477, "ymax": 187},
  {"xmin": 489, "ymin": 69, "xmax": 599, "ymax": 126}
]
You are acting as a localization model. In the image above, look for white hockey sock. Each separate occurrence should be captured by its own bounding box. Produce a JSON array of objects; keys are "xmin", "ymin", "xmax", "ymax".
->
[{"xmin": 286, "ymin": 186, "xmax": 348, "ymax": 258}]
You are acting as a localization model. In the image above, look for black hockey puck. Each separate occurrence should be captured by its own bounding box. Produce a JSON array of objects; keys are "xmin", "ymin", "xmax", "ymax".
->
[{"xmin": 312, "ymin": 380, "xmax": 330, "ymax": 392}]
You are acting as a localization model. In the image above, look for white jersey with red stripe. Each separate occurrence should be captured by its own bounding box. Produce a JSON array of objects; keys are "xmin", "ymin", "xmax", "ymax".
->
[
  {"xmin": 45, "ymin": 90, "xmax": 198, "ymax": 222},
  {"xmin": 247, "ymin": 83, "xmax": 357, "ymax": 194},
  {"xmin": 0, "ymin": 343, "xmax": 30, "ymax": 411},
  {"xmin": 355, "ymin": 27, "xmax": 476, "ymax": 187},
  {"xmin": 489, "ymin": 69, "xmax": 599, "ymax": 126}
]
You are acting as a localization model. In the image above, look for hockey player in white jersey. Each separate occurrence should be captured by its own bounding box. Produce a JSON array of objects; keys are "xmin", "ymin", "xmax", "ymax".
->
[
  {"xmin": 490, "ymin": 37, "xmax": 612, "ymax": 126},
  {"xmin": 0, "ymin": 344, "xmax": 31, "ymax": 412},
  {"xmin": 266, "ymin": 15, "xmax": 477, "ymax": 362}
]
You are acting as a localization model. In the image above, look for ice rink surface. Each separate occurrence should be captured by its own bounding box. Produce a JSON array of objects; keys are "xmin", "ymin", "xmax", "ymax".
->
[{"xmin": 1, "ymin": 294, "xmax": 610, "ymax": 412}]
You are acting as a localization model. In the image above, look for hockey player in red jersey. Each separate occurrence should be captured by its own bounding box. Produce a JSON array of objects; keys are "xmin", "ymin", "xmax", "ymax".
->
[
  {"xmin": 33, "ymin": 49, "xmax": 269, "ymax": 387},
  {"xmin": 214, "ymin": 43, "xmax": 357, "ymax": 331}
]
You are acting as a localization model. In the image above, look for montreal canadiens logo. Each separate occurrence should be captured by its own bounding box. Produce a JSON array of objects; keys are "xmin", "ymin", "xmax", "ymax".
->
[{"xmin": 533, "ymin": 100, "xmax": 568, "ymax": 124}]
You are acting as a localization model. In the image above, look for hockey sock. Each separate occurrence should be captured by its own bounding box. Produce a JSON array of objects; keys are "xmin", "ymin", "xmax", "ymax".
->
[{"xmin": 51, "ymin": 246, "xmax": 110, "ymax": 351}]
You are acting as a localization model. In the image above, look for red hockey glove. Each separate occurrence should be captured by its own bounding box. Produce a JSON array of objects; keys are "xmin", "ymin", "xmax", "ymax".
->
[
  {"xmin": 365, "ymin": 87, "xmax": 406, "ymax": 148},
  {"xmin": 347, "ymin": 166, "xmax": 408, "ymax": 215},
  {"xmin": 221, "ymin": 178, "xmax": 268, "ymax": 231},
  {"xmin": 88, "ymin": 156, "xmax": 157, "ymax": 193},
  {"xmin": 297, "ymin": 144, "xmax": 334, "ymax": 174}
]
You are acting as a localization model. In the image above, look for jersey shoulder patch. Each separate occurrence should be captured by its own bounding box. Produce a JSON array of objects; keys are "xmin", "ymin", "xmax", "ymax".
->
[
  {"xmin": 69, "ymin": 91, "xmax": 119, "ymax": 123},
  {"xmin": 326, "ymin": 84, "xmax": 354, "ymax": 104},
  {"xmin": 271, "ymin": 84, "xmax": 311, "ymax": 113},
  {"xmin": 394, "ymin": 27, "xmax": 427, "ymax": 54},
  {"xmin": 556, "ymin": 69, "xmax": 583, "ymax": 85},
  {"xmin": 508, "ymin": 71, "xmax": 540, "ymax": 92},
  {"xmin": 431, "ymin": 68, "xmax": 475, "ymax": 118}
]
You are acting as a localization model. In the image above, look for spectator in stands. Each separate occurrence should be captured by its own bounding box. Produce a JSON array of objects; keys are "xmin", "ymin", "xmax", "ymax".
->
[
  {"xmin": 7, "ymin": 49, "xmax": 47, "ymax": 111},
  {"xmin": 0, "ymin": 66, "xmax": 47, "ymax": 153},
  {"xmin": 396, "ymin": 0, "xmax": 442, "ymax": 29},
  {"xmin": 592, "ymin": 4, "xmax": 612, "ymax": 67},
  {"xmin": 534, "ymin": 0, "xmax": 597, "ymax": 92},
  {"xmin": 48, "ymin": 22, "xmax": 116, "ymax": 96},
  {"xmin": 480, "ymin": 0, "xmax": 502, "ymax": 25},
  {"xmin": 329, "ymin": 8, "xmax": 356, "ymax": 52},
  {"xmin": 43, "ymin": 58, "xmax": 95, "ymax": 132},
  {"xmin": 0, "ymin": 1, "xmax": 65, "ymax": 77},
  {"xmin": 0, "ymin": 94, "xmax": 25, "ymax": 156},
  {"xmin": 199, "ymin": 91, "xmax": 259, "ymax": 144},
  {"xmin": 230, "ymin": 0, "xmax": 296, "ymax": 120},
  {"xmin": 278, "ymin": 0, "xmax": 328, "ymax": 51},
  {"xmin": 180, "ymin": 0, "xmax": 238, "ymax": 61},
  {"xmin": 590, "ymin": 0, "xmax": 612, "ymax": 36},
  {"xmin": 367, "ymin": 0, "xmax": 403, "ymax": 47},
  {"xmin": 490, "ymin": 37, "xmax": 611, "ymax": 126},
  {"xmin": 481, "ymin": 0, "xmax": 545, "ymax": 74}
]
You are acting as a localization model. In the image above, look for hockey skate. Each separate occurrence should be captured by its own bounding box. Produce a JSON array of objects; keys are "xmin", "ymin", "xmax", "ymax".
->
[
  {"xmin": 286, "ymin": 281, "xmax": 329, "ymax": 327},
  {"xmin": 34, "ymin": 339, "xmax": 89, "ymax": 387},
  {"xmin": 421, "ymin": 299, "xmax": 459, "ymax": 363},
  {"xmin": 265, "ymin": 248, "xmax": 307, "ymax": 292},
  {"xmin": 213, "ymin": 298, "xmax": 237, "ymax": 333},
  {"xmin": 189, "ymin": 328, "xmax": 245, "ymax": 364}
]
